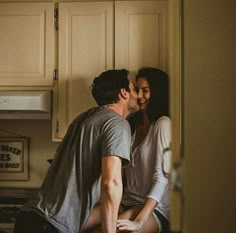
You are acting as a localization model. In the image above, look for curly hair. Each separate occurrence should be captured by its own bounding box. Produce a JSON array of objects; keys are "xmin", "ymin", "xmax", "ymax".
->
[{"xmin": 91, "ymin": 69, "xmax": 130, "ymax": 106}]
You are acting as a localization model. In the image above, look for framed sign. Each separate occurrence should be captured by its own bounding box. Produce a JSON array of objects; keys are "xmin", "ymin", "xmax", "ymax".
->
[{"xmin": 0, "ymin": 137, "xmax": 29, "ymax": 181}]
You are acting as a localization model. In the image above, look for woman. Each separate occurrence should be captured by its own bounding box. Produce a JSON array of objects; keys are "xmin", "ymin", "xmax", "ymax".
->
[{"xmin": 117, "ymin": 67, "xmax": 171, "ymax": 233}]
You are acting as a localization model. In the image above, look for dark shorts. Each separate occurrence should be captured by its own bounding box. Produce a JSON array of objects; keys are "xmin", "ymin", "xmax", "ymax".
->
[
  {"xmin": 153, "ymin": 209, "xmax": 170, "ymax": 233},
  {"xmin": 13, "ymin": 210, "xmax": 59, "ymax": 233}
]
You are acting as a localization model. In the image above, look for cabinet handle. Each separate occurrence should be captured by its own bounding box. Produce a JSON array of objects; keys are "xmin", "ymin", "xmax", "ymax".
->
[
  {"xmin": 53, "ymin": 69, "xmax": 58, "ymax": 81},
  {"xmin": 54, "ymin": 8, "xmax": 59, "ymax": 31}
]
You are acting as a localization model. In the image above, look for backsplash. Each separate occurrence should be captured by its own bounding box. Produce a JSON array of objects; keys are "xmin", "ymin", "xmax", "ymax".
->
[{"xmin": 0, "ymin": 120, "xmax": 59, "ymax": 188}]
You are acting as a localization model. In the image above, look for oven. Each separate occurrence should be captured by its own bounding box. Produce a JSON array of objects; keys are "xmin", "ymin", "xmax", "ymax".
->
[{"xmin": 0, "ymin": 188, "xmax": 37, "ymax": 233}]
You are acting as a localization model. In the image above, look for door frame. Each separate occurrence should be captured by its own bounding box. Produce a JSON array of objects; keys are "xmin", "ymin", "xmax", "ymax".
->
[{"xmin": 168, "ymin": 0, "xmax": 183, "ymax": 231}]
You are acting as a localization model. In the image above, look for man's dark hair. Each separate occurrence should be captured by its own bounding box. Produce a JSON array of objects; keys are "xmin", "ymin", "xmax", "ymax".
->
[
  {"xmin": 128, "ymin": 67, "xmax": 169, "ymax": 132},
  {"xmin": 91, "ymin": 69, "xmax": 130, "ymax": 106}
]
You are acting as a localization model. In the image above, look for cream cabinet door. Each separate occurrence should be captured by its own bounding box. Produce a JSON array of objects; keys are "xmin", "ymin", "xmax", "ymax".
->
[
  {"xmin": 55, "ymin": 2, "xmax": 113, "ymax": 139},
  {"xmin": 0, "ymin": 3, "xmax": 54, "ymax": 86},
  {"xmin": 115, "ymin": 1, "xmax": 168, "ymax": 75}
]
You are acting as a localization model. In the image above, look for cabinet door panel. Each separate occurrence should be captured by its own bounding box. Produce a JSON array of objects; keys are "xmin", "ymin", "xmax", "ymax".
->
[
  {"xmin": 0, "ymin": 3, "xmax": 54, "ymax": 86},
  {"xmin": 115, "ymin": 1, "xmax": 168, "ymax": 74},
  {"xmin": 56, "ymin": 2, "xmax": 113, "ymax": 139}
]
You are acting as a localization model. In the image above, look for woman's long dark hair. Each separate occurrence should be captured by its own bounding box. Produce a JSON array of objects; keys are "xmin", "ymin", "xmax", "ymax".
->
[{"xmin": 128, "ymin": 67, "xmax": 169, "ymax": 132}]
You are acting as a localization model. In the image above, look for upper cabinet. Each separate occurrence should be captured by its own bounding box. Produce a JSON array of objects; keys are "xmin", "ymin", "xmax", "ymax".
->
[
  {"xmin": 0, "ymin": 3, "xmax": 54, "ymax": 86},
  {"xmin": 55, "ymin": 2, "xmax": 113, "ymax": 139},
  {"xmin": 53, "ymin": 0, "xmax": 168, "ymax": 140},
  {"xmin": 115, "ymin": 1, "xmax": 168, "ymax": 73},
  {"xmin": 0, "ymin": 1, "xmax": 168, "ymax": 140}
]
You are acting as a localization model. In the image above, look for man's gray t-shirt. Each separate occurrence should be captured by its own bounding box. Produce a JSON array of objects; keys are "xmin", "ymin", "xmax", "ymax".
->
[{"xmin": 23, "ymin": 106, "xmax": 131, "ymax": 233}]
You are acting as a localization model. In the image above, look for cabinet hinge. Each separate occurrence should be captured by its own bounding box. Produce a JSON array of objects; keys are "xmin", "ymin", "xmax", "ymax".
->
[
  {"xmin": 53, "ymin": 69, "xmax": 58, "ymax": 81},
  {"xmin": 54, "ymin": 8, "xmax": 59, "ymax": 31},
  {"xmin": 56, "ymin": 120, "xmax": 59, "ymax": 133}
]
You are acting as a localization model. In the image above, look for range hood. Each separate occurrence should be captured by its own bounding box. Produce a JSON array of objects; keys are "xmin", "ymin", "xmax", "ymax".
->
[{"xmin": 0, "ymin": 90, "xmax": 52, "ymax": 119}]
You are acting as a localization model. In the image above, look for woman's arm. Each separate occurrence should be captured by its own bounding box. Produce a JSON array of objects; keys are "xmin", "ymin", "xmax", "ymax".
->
[
  {"xmin": 147, "ymin": 117, "xmax": 171, "ymax": 202},
  {"xmin": 117, "ymin": 118, "xmax": 171, "ymax": 232}
]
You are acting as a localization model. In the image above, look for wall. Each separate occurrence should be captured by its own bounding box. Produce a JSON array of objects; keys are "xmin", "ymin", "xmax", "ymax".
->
[
  {"xmin": 0, "ymin": 120, "xmax": 59, "ymax": 188},
  {"xmin": 183, "ymin": 0, "xmax": 236, "ymax": 232}
]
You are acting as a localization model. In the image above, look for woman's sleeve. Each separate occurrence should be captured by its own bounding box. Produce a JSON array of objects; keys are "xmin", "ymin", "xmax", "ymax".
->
[{"xmin": 147, "ymin": 117, "xmax": 171, "ymax": 203}]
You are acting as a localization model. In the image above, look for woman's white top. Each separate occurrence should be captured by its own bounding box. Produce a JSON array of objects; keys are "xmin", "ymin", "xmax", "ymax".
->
[{"xmin": 122, "ymin": 116, "xmax": 171, "ymax": 219}]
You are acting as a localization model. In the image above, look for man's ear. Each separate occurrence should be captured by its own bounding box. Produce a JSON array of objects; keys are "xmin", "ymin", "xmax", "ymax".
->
[{"xmin": 119, "ymin": 88, "xmax": 129, "ymax": 100}]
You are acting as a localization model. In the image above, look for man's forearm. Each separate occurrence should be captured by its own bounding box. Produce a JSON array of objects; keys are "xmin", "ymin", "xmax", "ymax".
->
[{"xmin": 100, "ymin": 181, "xmax": 122, "ymax": 233}]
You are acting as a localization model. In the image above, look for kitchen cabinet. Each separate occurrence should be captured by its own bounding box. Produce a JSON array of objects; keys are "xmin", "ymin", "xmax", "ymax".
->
[
  {"xmin": 115, "ymin": 1, "xmax": 168, "ymax": 72},
  {"xmin": 0, "ymin": 2, "xmax": 55, "ymax": 86},
  {"xmin": 54, "ymin": 2, "xmax": 113, "ymax": 139},
  {"xmin": 53, "ymin": 0, "xmax": 168, "ymax": 140}
]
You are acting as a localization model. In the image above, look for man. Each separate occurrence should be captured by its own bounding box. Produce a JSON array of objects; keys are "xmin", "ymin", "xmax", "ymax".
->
[{"xmin": 13, "ymin": 69, "xmax": 139, "ymax": 233}]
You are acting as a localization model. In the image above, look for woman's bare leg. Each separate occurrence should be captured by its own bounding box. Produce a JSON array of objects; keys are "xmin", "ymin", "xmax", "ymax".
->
[
  {"xmin": 82, "ymin": 204, "xmax": 101, "ymax": 233},
  {"xmin": 118, "ymin": 207, "xmax": 159, "ymax": 233},
  {"xmin": 135, "ymin": 215, "xmax": 159, "ymax": 233},
  {"xmin": 90, "ymin": 206, "xmax": 159, "ymax": 233},
  {"xmin": 91, "ymin": 207, "xmax": 140, "ymax": 233}
]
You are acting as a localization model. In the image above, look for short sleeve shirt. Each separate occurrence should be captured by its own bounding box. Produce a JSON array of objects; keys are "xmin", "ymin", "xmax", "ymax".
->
[{"xmin": 24, "ymin": 106, "xmax": 131, "ymax": 233}]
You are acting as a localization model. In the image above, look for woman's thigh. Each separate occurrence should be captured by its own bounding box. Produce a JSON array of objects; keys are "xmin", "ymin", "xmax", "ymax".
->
[
  {"xmin": 118, "ymin": 206, "xmax": 141, "ymax": 220},
  {"xmin": 118, "ymin": 207, "xmax": 159, "ymax": 233},
  {"xmin": 136, "ymin": 215, "xmax": 159, "ymax": 233},
  {"xmin": 82, "ymin": 203, "xmax": 101, "ymax": 233}
]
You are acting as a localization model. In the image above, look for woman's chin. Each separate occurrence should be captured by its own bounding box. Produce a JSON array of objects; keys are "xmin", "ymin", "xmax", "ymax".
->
[{"xmin": 139, "ymin": 105, "xmax": 147, "ymax": 111}]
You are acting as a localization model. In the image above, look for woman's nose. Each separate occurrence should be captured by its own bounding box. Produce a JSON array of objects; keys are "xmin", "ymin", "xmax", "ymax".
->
[{"xmin": 137, "ymin": 90, "xmax": 143, "ymax": 98}]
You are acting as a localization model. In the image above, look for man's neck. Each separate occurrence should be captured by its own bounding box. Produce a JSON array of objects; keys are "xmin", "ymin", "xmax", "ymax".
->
[{"xmin": 106, "ymin": 104, "xmax": 128, "ymax": 118}]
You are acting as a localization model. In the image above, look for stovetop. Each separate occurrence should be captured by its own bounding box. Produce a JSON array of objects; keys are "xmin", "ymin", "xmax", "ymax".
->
[{"xmin": 0, "ymin": 188, "xmax": 37, "ymax": 227}]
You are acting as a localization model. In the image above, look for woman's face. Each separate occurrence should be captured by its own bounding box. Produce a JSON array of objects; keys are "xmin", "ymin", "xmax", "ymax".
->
[{"xmin": 136, "ymin": 78, "xmax": 151, "ymax": 111}]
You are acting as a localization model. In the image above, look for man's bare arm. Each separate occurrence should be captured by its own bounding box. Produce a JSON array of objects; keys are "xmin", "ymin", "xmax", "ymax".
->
[{"xmin": 100, "ymin": 155, "xmax": 123, "ymax": 233}]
